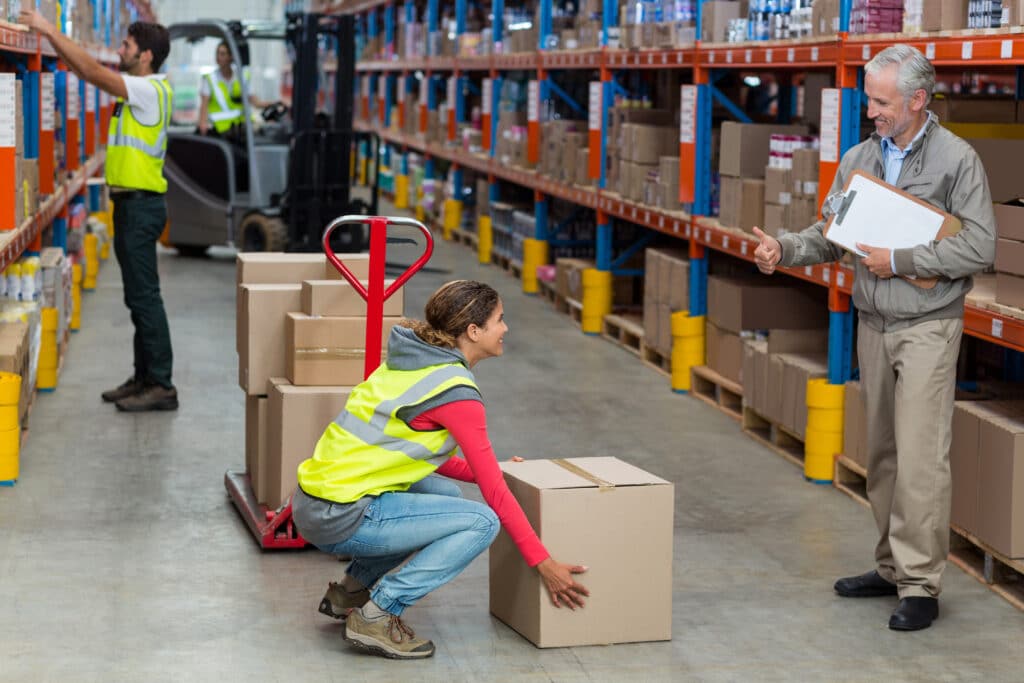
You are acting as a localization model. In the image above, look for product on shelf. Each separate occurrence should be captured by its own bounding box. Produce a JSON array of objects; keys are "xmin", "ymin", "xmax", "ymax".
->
[{"xmin": 643, "ymin": 247, "xmax": 689, "ymax": 358}]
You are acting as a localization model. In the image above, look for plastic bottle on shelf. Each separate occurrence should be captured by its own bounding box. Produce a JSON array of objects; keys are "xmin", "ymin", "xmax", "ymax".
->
[{"xmin": 6, "ymin": 263, "xmax": 21, "ymax": 303}]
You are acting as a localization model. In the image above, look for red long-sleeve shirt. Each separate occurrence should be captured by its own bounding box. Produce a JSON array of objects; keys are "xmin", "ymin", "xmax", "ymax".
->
[{"xmin": 408, "ymin": 400, "xmax": 550, "ymax": 567}]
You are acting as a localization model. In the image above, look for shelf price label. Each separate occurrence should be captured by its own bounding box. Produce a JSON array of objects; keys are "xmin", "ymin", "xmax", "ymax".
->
[
  {"xmin": 862, "ymin": 45, "xmax": 870, "ymax": 61},
  {"xmin": 679, "ymin": 85, "xmax": 696, "ymax": 144},
  {"xmin": 419, "ymin": 75, "xmax": 428, "ymax": 104},
  {"xmin": 67, "ymin": 74, "xmax": 80, "ymax": 121},
  {"xmin": 85, "ymin": 83, "xmax": 96, "ymax": 113},
  {"xmin": 588, "ymin": 82, "xmax": 601, "ymax": 131},
  {"xmin": 1002, "ymin": 40, "xmax": 1013, "ymax": 59},
  {"xmin": 992, "ymin": 318, "xmax": 1004, "ymax": 339},
  {"xmin": 962, "ymin": 41, "xmax": 973, "ymax": 60},
  {"xmin": 765, "ymin": 49, "xmax": 773, "ymax": 62},
  {"xmin": 820, "ymin": 88, "xmax": 841, "ymax": 164},
  {"xmin": 926, "ymin": 43, "xmax": 935, "ymax": 60},
  {"xmin": 790, "ymin": 48, "xmax": 798, "ymax": 62},
  {"xmin": 481, "ymin": 78, "xmax": 491, "ymax": 114},
  {"xmin": 527, "ymin": 80, "xmax": 539, "ymax": 122},
  {"xmin": 745, "ymin": 49, "xmax": 752, "ymax": 63},
  {"xmin": 726, "ymin": 50, "xmax": 733, "ymax": 64},
  {"xmin": 40, "ymin": 72, "xmax": 55, "ymax": 132}
]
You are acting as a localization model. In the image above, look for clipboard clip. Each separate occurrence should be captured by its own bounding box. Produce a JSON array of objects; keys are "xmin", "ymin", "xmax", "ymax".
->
[{"xmin": 827, "ymin": 189, "xmax": 857, "ymax": 225}]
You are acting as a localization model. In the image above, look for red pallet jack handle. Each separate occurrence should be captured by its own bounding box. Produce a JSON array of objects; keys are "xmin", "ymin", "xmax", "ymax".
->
[
  {"xmin": 322, "ymin": 215, "xmax": 434, "ymax": 379},
  {"xmin": 226, "ymin": 216, "xmax": 434, "ymax": 549}
]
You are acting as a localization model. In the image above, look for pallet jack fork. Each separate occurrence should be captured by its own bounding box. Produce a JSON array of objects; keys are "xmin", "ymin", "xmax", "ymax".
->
[{"xmin": 226, "ymin": 215, "xmax": 435, "ymax": 549}]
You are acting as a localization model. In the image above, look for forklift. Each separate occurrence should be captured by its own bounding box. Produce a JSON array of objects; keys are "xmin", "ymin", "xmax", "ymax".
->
[{"xmin": 164, "ymin": 12, "xmax": 380, "ymax": 254}]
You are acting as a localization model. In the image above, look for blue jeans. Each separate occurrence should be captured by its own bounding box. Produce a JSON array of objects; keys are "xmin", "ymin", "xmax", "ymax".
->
[{"xmin": 319, "ymin": 475, "xmax": 499, "ymax": 616}]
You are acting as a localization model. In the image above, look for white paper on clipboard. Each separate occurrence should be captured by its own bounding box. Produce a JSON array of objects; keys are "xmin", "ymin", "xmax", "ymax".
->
[{"xmin": 825, "ymin": 173, "xmax": 945, "ymax": 257}]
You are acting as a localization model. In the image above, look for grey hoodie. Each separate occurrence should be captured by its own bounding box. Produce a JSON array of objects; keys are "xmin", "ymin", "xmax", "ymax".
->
[
  {"xmin": 777, "ymin": 114, "xmax": 997, "ymax": 333},
  {"xmin": 292, "ymin": 325, "xmax": 480, "ymax": 547}
]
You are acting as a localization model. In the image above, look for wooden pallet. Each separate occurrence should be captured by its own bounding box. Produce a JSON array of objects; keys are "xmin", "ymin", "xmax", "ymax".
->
[
  {"xmin": 833, "ymin": 454, "xmax": 870, "ymax": 509},
  {"xmin": 601, "ymin": 313, "xmax": 644, "ymax": 357},
  {"xmin": 538, "ymin": 279, "xmax": 558, "ymax": 307},
  {"xmin": 565, "ymin": 297, "xmax": 582, "ymax": 328},
  {"xmin": 508, "ymin": 260, "xmax": 523, "ymax": 280},
  {"xmin": 641, "ymin": 343, "xmax": 671, "ymax": 379},
  {"xmin": 949, "ymin": 524, "xmax": 1024, "ymax": 612},
  {"xmin": 491, "ymin": 252, "xmax": 511, "ymax": 271},
  {"xmin": 690, "ymin": 365, "xmax": 743, "ymax": 422},
  {"xmin": 451, "ymin": 227, "xmax": 478, "ymax": 249},
  {"xmin": 741, "ymin": 405, "xmax": 805, "ymax": 470}
]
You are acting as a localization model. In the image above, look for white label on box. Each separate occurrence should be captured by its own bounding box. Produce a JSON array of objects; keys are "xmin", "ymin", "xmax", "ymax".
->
[
  {"xmin": 527, "ymin": 80, "xmax": 539, "ymax": 122},
  {"xmin": 67, "ymin": 74, "xmax": 80, "ymax": 120},
  {"xmin": 819, "ymin": 88, "xmax": 841, "ymax": 164},
  {"xmin": 0, "ymin": 74, "xmax": 14, "ymax": 148},
  {"xmin": 926, "ymin": 43, "xmax": 935, "ymax": 60},
  {"xmin": 993, "ymin": 318, "xmax": 1003, "ymax": 338},
  {"xmin": 1002, "ymin": 40, "xmax": 1013, "ymax": 59},
  {"xmin": 482, "ymin": 78, "xmax": 491, "ymax": 114},
  {"xmin": 419, "ymin": 76, "xmax": 428, "ymax": 104},
  {"xmin": 745, "ymin": 49, "xmax": 752, "ymax": 63},
  {"xmin": 86, "ymin": 83, "xmax": 96, "ymax": 113},
  {"xmin": 589, "ymin": 82, "xmax": 602, "ymax": 131},
  {"xmin": 447, "ymin": 76, "xmax": 456, "ymax": 104},
  {"xmin": 862, "ymin": 45, "xmax": 870, "ymax": 61},
  {"xmin": 962, "ymin": 42, "xmax": 973, "ymax": 60},
  {"xmin": 680, "ymin": 85, "xmax": 697, "ymax": 144},
  {"xmin": 41, "ymin": 73, "xmax": 55, "ymax": 132},
  {"xmin": 765, "ymin": 49, "xmax": 773, "ymax": 62},
  {"xmin": 779, "ymin": 192, "xmax": 792, "ymax": 205}
]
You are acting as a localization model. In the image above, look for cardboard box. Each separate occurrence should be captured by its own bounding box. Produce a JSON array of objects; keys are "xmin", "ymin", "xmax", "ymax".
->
[
  {"xmin": 951, "ymin": 401, "xmax": 982, "ymax": 534},
  {"xmin": 789, "ymin": 196, "xmax": 820, "ymax": 231},
  {"xmin": 843, "ymin": 381, "xmax": 867, "ymax": 469},
  {"xmin": 976, "ymin": 404, "xmax": 1024, "ymax": 557},
  {"xmin": 700, "ymin": 0, "xmax": 741, "ymax": 42},
  {"xmin": 739, "ymin": 179, "xmax": 766, "ymax": 233},
  {"xmin": 489, "ymin": 457, "xmax": 674, "ymax": 647},
  {"xmin": 238, "ymin": 284, "xmax": 302, "ymax": 395},
  {"xmin": 719, "ymin": 122, "xmax": 810, "ymax": 179},
  {"xmin": 0, "ymin": 321, "xmax": 28, "ymax": 425},
  {"xmin": 718, "ymin": 174, "xmax": 742, "ymax": 229},
  {"xmin": 264, "ymin": 378, "xmax": 352, "ymax": 509},
  {"xmin": 707, "ymin": 274, "xmax": 828, "ymax": 334},
  {"xmin": 742, "ymin": 339, "xmax": 768, "ymax": 417},
  {"xmin": 995, "ymin": 203, "xmax": 1024, "ymax": 241},
  {"xmin": 302, "ymin": 279, "xmax": 404, "ymax": 317},
  {"xmin": 966, "ymin": 138, "xmax": 1024, "ymax": 203},
  {"xmin": 246, "ymin": 395, "xmax": 269, "ymax": 503},
  {"xmin": 997, "ymin": 272, "xmax": 1024, "ymax": 308},
  {"xmin": 705, "ymin": 320, "xmax": 744, "ymax": 385},
  {"xmin": 766, "ymin": 327, "xmax": 829, "ymax": 355},
  {"xmin": 765, "ymin": 352, "xmax": 788, "ymax": 425},
  {"xmin": 782, "ymin": 353, "xmax": 829, "ymax": 438},
  {"xmin": 930, "ymin": 97, "xmax": 1016, "ymax": 124},
  {"xmin": 624, "ymin": 125, "xmax": 678, "ymax": 165},
  {"xmin": 920, "ymin": 0, "xmax": 968, "ymax": 31},
  {"xmin": 996, "ymin": 238, "xmax": 1024, "ymax": 276},
  {"xmin": 236, "ymin": 252, "xmax": 368, "ymax": 289},
  {"xmin": 556, "ymin": 257, "xmax": 594, "ymax": 301},
  {"xmin": 286, "ymin": 313, "xmax": 402, "ymax": 386},
  {"xmin": 763, "ymin": 203, "xmax": 791, "ymax": 237},
  {"xmin": 643, "ymin": 299, "xmax": 660, "ymax": 357},
  {"xmin": 764, "ymin": 167, "xmax": 792, "ymax": 206}
]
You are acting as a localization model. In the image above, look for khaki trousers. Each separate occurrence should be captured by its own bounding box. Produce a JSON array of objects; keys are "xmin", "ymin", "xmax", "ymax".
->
[{"xmin": 857, "ymin": 317, "xmax": 963, "ymax": 599}]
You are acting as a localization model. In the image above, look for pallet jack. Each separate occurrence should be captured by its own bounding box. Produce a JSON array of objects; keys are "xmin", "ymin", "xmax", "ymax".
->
[{"xmin": 224, "ymin": 215, "xmax": 435, "ymax": 548}]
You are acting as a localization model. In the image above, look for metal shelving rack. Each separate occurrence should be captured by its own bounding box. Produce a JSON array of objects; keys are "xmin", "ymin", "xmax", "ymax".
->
[{"xmin": 336, "ymin": 0, "xmax": 1024, "ymax": 376}]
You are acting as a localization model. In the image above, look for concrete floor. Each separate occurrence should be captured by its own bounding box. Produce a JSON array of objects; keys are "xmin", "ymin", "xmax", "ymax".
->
[{"xmin": 2, "ymin": 208, "xmax": 1024, "ymax": 682}]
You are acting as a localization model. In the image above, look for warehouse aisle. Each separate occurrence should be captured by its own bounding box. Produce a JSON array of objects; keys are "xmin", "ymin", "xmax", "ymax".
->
[{"xmin": 2, "ymin": 210, "xmax": 1024, "ymax": 682}]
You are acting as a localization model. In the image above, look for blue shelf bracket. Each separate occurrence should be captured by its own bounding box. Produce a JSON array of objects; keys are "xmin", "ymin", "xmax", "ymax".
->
[
  {"xmin": 548, "ymin": 79, "xmax": 585, "ymax": 117},
  {"xmin": 610, "ymin": 232, "xmax": 653, "ymax": 270},
  {"xmin": 709, "ymin": 80, "xmax": 753, "ymax": 124},
  {"xmin": 534, "ymin": 193, "xmax": 548, "ymax": 241}
]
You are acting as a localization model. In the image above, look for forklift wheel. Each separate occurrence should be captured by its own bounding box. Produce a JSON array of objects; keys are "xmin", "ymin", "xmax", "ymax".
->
[{"xmin": 239, "ymin": 213, "xmax": 288, "ymax": 252}]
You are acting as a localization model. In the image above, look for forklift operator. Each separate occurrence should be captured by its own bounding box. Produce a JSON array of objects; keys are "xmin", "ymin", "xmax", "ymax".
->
[
  {"xmin": 198, "ymin": 40, "xmax": 269, "ymax": 138},
  {"xmin": 292, "ymin": 280, "xmax": 590, "ymax": 660}
]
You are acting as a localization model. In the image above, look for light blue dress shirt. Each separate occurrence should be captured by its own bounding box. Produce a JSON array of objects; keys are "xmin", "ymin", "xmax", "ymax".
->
[{"xmin": 879, "ymin": 121, "xmax": 928, "ymax": 272}]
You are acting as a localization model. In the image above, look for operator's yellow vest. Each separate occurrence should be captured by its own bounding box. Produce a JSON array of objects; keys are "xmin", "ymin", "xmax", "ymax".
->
[
  {"xmin": 106, "ymin": 77, "xmax": 173, "ymax": 193},
  {"xmin": 297, "ymin": 361, "xmax": 480, "ymax": 503},
  {"xmin": 204, "ymin": 71, "xmax": 244, "ymax": 133}
]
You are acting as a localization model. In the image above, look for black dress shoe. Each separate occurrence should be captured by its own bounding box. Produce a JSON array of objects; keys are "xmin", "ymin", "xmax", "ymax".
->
[
  {"xmin": 834, "ymin": 570, "xmax": 899, "ymax": 597},
  {"xmin": 889, "ymin": 597, "xmax": 938, "ymax": 631}
]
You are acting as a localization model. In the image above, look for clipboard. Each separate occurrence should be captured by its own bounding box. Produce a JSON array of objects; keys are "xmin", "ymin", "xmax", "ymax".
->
[{"xmin": 823, "ymin": 170, "xmax": 961, "ymax": 290}]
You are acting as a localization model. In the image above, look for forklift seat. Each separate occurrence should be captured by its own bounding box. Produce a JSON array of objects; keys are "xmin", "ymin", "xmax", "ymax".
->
[{"xmin": 166, "ymin": 134, "xmax": 240, "ymax": 201}]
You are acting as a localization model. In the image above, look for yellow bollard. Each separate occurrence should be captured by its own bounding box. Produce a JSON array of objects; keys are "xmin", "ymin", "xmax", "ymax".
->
[
  {"xmin": 414, "ymin": 187, "xmax": 425, "ymax": 222},
  {"xmin": 804, "ymin": 378, "xmax": 845, "ymax": 483},
  {"xmin": 477, "ymin": 215, "xmax": 493, "ymax": 264},
  {"xmin": 442, "ymin": 199, "xmax": 462, "ymax": 241},
  {"xmin": 580, "ymin": 268, "xmax": 612, "ymax": 335},
  {"xmin": 521, "ymin": 238, "xmax": 549, "ymax": 294},
  {"xmin": 670, "ymin": 312, "xmax": 706, "ymax": 393},
  {"xmin": 70, "ymin": 285, "xmax": 82, "ymax": 331},
  {"xmin": 0, "ymin": 371, "xmax": 21, "ymax": 483},
  {"xmin": 359, "ymin": 157, "xmax": 368, "ymax": 186},
  {"xmin": 0, "ymin": 425, "xmax": 19, "ymax": 483},
  {"xmin": 394, "ymin": 174, "xmax": 409, "ymax": 209}
]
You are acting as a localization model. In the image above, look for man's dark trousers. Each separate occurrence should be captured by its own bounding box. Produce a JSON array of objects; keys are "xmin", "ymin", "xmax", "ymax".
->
[{"xmin": 111, "ymin": 194, "xmax": 173, "ymax": 389}]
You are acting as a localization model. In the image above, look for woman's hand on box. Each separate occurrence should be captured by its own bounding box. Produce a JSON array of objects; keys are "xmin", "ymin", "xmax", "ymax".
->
[{"xmin": 537, "ymin": 557, "xmax": 589, "ymax": 609}]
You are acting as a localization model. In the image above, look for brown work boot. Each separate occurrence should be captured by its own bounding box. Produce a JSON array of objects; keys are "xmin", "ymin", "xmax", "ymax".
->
[
  {"xmin": 101, "ymin": 377, "xmax": 145, "ymax": 403},
  {"xmin": 115, "ymin": 384, "xmax": 179, "ymax": 412},
  {"xmin": 343, "ymin": 608, "xmax": 435, "ymax": 659},
  {"xmin": 319, "ymin": 582, "xmax": 370, "ymax": 620}
]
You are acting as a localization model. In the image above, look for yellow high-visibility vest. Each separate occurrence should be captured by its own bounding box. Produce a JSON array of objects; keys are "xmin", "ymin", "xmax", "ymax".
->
[
  {"xmin": 204, "ymin": 71, "xmax": 244, "ymax": 133},
  {"xmin": 106, "ymin": 77, "xmax": 173, "ymax": 193}
]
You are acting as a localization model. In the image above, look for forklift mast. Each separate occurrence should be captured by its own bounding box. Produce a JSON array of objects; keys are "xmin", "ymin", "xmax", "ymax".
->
[{"xmin": 283, "ymin": 12, "xmax": 376, "ymax": 252}]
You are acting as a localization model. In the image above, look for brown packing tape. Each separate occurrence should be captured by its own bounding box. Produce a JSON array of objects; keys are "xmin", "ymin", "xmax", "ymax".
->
[
  {"xmin": 552, "ymin": 458, "xmax": 616, "ymax": 491},
  {"xmin": 294, "ymin": 348, "xmax": 380, "ymax": 360}
]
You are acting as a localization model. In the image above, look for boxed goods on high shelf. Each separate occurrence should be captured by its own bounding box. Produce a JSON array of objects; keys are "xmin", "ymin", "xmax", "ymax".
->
[{"xmin": 620, "ymin": 0, "xmax": 696, "ymax": 49}]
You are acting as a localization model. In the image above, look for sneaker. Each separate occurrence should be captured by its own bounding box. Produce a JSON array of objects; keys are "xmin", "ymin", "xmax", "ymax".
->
[
  {"xmin": 115, "ymin": 384, "xmax": 179, "ymax": 412},
  {"xmin": 319, "ymin": 582, "xmax": 370, "ymax": 620},
  {"xmin": 343, "ymin": 608, "xmax": 435, "ymax": 659},
  {"xmin": 101, "ymin": 377, "xmax": 145, "ymax": 403}
]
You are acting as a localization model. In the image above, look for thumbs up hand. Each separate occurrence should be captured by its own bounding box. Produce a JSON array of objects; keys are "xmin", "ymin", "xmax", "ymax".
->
[{"xmin": 752, "ymin": 227, "xmax": 782, "ymax": 275}]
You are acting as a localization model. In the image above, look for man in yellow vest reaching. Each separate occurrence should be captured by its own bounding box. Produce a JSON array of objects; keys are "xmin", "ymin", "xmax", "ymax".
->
[
  {"xmin": 21, "ymin": 10, "xmax": 179, "ymax": 412},
  {"xmin": 198, "ymin": 40, "xmax": 269, "ymax": 137}
]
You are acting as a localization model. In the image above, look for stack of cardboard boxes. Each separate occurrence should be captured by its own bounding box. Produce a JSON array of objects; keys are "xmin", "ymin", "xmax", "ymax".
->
[
  {"xmin": 555, "ymin": 256, "xmax": 636, "ymax": 307},
  {"xmin": 539, "ymin": 120, "xmax": 587, "ymax": 184},
  {"xmin": 642, "ymin": 247, "xmax": 689, "ymax": 360},
  {"xmin": 994, "ymin": 203, "xmax": 1024, "ymax": 309},
  {"xmin": 495, "ymin": 110, "xmax": 529, "ymax": 169},
  {"xmin": 849, "ymin": 0, "xmax": 905, "ymax": 34},
  {"xmin": 842, "ymin": 381, "xmax": 869, "ymax": 470},
  {"xmin": 718, "ymin": 122, "xmax": 809, "ymax": 234},
  {"xmin": 607, "ymin": 108, "xmax": 676, "ymax": 201},
  {"xmin": 238, "ymin": 253, "xmax": 406, "ymax": 511},
  {"xmin": 699, "ymin": 0, "xmax": 742, "ymax": 42},
  {"xmin": 705, "ymin": 274, "xmax": 828, "ymax": 406}
]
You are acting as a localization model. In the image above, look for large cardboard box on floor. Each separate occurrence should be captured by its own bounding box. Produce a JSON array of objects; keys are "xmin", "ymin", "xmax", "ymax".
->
[
  {"xmin": 976, "ymin": 402, "xmax": 1024, "ymax": 558},
  {"xmin": 238, "ymin": 284, "xmax": 302, "ymax": 395},
  {"xmin": 489, "ymin": 457, "xmax": 674, "ymax": 647},
  {"xmin": 951, "ymin": 401, "xmax": 984, "ymax": 535},
  {"xmin": 286, "ymin": 314, "xmax": 402, "ymax": 386},
  {"xmin": 246, "ymin": 395, "xmax": 269, "ymax": 503},
  {"xmin": 263, "ymin": 378, "xmax": 352, "ymax": 509},
  {"xmin": 302, "ymin": 279, "xmax": 404, "ymax": 317}
]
